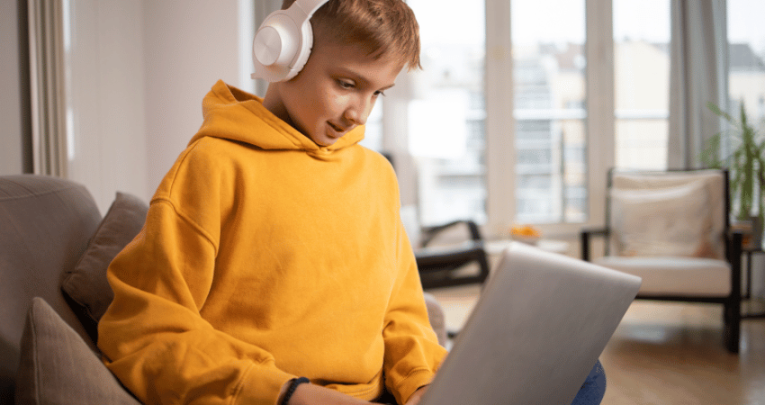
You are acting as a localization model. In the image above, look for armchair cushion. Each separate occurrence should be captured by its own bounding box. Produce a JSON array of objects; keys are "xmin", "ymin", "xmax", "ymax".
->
[
  {"xmin": 610, "ymin": 170, "xmax": 726, "ymax": 260},
  {"xmin": 61, "ymin": 192, "xmax": 148, "ymax": 330},
  {"xmin": 594, "ymin": 256, "xmax": 731, "ymax": 296},
  {"xmin": 610, "ymin": 181, "xmax": 714, "ymax": 258},
  {"xmin": 15, "ymin": 297, "xmax": 141, "ymax": 405}
]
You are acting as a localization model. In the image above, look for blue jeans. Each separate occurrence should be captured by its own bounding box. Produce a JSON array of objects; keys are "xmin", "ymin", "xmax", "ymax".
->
[{"xmin": 570, "ymin": 360, "xmax": 607, "ymax": 405}]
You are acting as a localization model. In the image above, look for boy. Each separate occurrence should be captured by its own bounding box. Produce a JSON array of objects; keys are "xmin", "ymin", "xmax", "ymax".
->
[{"xmin": 98, "ymin": 1, "xmax": 444, "ymax": 404}]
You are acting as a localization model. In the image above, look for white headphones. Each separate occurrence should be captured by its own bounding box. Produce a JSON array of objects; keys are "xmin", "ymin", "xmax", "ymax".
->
[{"xmin": 251, "ymin": 0, "xmax": 331, "ymax": 82}]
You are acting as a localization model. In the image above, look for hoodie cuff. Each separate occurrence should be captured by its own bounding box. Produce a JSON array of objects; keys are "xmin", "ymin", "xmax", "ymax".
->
[
  {"xmin": 233, "ymin": 363, "xmax": 296, "ymax": 405},
  {"xmin": 392, "ymin": 369, "xmax": 434, "ymax": 405}
]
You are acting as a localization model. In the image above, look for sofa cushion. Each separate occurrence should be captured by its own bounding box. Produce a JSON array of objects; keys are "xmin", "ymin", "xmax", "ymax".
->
[
  {"xmin": 15, "ymin": 297, "xmax": 142, "ymax": 405},
  {"xmin": 61, "ymin": 192, "xmax": 148, "ymax": 334}
]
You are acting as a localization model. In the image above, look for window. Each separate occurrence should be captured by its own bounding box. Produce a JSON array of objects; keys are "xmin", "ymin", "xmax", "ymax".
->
[
  {"xmin": 405, "ymin": 0, "xmax": 487, "ymax": 226},
  {"xmin": 386, "ymin": 0, "xmax": 753, "ymax": 237},
  {"xmin": 512, "ymin": 0, "xmax": 587, "ymax": 223},
  {"xmin": 727, "ymin": 0, "xmax": 765, "ymax": 125},
  {"xmin": 613, "ymin": 0, "xmax": 670, "ymax": 170},
  {"xmin": 360, "ymin": 103, "xmax": 384, "ymax": 151}
]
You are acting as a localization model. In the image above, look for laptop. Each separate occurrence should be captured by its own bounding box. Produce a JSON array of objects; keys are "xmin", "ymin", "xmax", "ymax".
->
[{"xmin": 420, "ymin": 242, "xmax": 641, "ymax": 405}]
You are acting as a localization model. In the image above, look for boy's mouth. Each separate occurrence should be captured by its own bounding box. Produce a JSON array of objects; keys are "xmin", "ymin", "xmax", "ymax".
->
[{"xmin": 328, "ymin": 122, "xmax": 348, "ymax": 135}]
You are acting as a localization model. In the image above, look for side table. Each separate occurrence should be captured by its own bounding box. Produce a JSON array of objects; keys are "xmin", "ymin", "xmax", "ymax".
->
[
  {"xmin": 743, "ymin": 247, "xmax": 765, "ymax": 320},
  {"xmin": 485, "ymin": 239, "xmax": 571, "ymax": 256}
]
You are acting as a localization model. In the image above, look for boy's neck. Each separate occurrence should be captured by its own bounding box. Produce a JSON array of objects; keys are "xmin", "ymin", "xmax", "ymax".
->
[{"xmin": 262, "ymin": 85, "xmax": 294, "ymax": 129}]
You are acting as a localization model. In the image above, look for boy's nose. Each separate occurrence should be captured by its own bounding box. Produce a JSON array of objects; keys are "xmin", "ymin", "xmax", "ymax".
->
[{"xmin": 344, "ymin": 99, "xmax": 370, "ymax": 126}]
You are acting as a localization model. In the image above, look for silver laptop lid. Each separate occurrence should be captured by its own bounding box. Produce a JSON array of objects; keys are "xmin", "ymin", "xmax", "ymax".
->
[{"xmin": 421, "ymin": 242, "xmax": 641, "ymax": 405}]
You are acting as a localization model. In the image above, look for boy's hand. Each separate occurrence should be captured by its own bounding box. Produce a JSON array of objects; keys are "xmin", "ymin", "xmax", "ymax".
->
[
  {"xmin": 404, "ymin": 386, "xmax": 428, "ymax": 405},
  {"xmin": 279, "ymin": 380, "xmax": 373, "ymax": 405}
]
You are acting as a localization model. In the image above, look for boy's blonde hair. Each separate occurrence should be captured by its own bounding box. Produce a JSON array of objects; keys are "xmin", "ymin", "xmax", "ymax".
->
[{"xmin": 282, "ymin": 0, "xmax": 421, "ymax": 70}]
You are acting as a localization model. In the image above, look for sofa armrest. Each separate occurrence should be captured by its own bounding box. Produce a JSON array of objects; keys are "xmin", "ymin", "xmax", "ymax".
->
[{"xmin": 423, "ymin": 293, "xmax": 448, "ymax": 347}]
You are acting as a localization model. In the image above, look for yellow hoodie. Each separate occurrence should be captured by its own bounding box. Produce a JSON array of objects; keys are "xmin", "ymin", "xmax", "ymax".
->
[{"xmin": 98, "ymin": 81, "xmax": 447, "ymax": 405}]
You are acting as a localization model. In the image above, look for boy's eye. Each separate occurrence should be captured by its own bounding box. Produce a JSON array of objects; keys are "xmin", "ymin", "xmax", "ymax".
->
[
  {"xmin": 338, "ymin": 80, "xmax": 355, "ymax": 89},
  {"xmin": 374, "ymin": 90, "xmax": 386, "ymax": 97}
]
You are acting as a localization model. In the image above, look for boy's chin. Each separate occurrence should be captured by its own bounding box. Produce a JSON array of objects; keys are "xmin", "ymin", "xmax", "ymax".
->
[{"xmin": 310, "ymin": 134, "xmax": 340, "ymax": 147}]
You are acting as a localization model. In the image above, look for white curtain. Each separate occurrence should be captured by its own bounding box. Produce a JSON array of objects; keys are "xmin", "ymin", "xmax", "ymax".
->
[
  {"xmin": 667, "ymin": 0, "xmax": 728, "ymax": 169},
  {"xmin": 27, "ymin": 0, "xmax": 67, "ymax": 177}
]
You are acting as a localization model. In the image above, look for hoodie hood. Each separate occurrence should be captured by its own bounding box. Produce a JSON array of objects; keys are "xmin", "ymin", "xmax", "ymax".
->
[{"xmin": 190, "ymin": 80, "xmax": 365, "ymax": 154}]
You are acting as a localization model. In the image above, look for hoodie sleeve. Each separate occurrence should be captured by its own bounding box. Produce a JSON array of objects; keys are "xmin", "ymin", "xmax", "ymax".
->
[
  {"xmin": 97, "ymin": 139, "xmax": 296, "ymax": 405},
  {"xmin": 97, "ymin": 199, "xmax": 295, "ymax": 405},
  {"xmin": 382, "ymin": 218, "xmax": 449, "ymax": 405}
]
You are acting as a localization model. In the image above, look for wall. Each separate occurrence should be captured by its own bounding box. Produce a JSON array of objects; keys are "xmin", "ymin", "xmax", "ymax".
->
[
  {"xmin": 142, "ymin": 0, "xmax": 254, "ymax": 192},
  {"xmin": 65, "ymin": 0, "xmax": 149, "ymax": 213},
  {"xmin": 61, "ymin": 0, "xmax": 254, "ymax": 213},
  {"xmin": 0, "ymin": 0, "xmax": 28, "ymax": 175}
]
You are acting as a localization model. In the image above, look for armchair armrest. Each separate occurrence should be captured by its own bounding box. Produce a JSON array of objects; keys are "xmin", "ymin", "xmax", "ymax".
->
[
  {"xmin": 421, "ymin": 220, "xmax": 482, "ymax": 247},
  {"xmin": 580, "ymin": 227, "xmax": 609, "ymax": 262},
  {"xmin": 725, "ymin": 229, "xmax": 744, "ymax": 352},
  {"xmin": 727, "ymin": 230, "xmax": 744, "ymax": 295},
  {"xmin": 727, "ymin": 229, "xmax": 744, "ymax": 259}
]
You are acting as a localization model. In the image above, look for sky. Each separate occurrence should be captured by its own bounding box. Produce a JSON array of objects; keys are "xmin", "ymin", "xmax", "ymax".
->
[{"xmin": 728, "ymin": 0, "xmax": 765, "ymax": 55}]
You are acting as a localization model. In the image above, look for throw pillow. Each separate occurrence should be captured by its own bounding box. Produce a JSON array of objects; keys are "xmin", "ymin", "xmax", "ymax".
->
[
  {"xmin": 15, "ymin": 297, "xmax": 142, "ymax": 405},
  {"xmin": 61, "ymin": 192, "xmax": 148, "ymax": 333},
  {"xmin": 610, "ymin": 180, "xmax": 714, "ymax": 258}
]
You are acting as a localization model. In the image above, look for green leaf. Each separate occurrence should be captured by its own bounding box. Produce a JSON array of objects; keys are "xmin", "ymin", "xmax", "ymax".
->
[
  {"xmin": 707, "ymin": 101, "xmax": 733, "ymax": 122},
  {"xmin": 740, "ymin": 102, "xmax": 749, "ymax": 128},
  {"xmin": 702, "ymin": 100, "xmax": 765, "ymax": 221}
]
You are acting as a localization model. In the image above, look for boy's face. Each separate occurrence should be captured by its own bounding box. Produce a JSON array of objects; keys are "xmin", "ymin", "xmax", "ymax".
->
[{"xmin": 265, "ymin": 38, "xmax": 403, "ymax": 147}]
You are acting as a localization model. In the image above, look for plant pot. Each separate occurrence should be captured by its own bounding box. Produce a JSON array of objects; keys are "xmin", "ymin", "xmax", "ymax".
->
[
  {"xmin": 732, "ymin": 217, "xmax": 763, "ymax": 250},
  {"xmin": 751, "ymin": 215, "xmax": 764, "ymax": 250}
]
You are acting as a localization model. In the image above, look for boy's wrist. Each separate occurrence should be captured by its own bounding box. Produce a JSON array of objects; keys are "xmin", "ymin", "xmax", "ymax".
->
[
  {"xmin": 279, "ymin": 377, "xmax": 311, "ymax": 405},
  {"xmin": 279, "ymin": 381, "xmax": 374, "ymax": 405}
]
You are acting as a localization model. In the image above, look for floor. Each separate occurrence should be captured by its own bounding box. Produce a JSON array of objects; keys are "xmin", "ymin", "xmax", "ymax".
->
[{"xmin": 429, "ymin": 285, "xmax": 765, "ymax": 405}]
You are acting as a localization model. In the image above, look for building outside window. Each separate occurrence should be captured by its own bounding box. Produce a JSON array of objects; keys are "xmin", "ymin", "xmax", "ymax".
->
[
  {"xmin": 405, "ymin": 0, "xmax": 487, "ymax": 226},
  {"xmin": 511, "ymin": 0, "xmax": 587, "ymax": 224},
  {"xmin": 727, "ymin": 0, "xmax": 765, "ymax": 127},
  {"xmin": 613, "ymin": 0, "xmax": 670, "ymax": 171}
]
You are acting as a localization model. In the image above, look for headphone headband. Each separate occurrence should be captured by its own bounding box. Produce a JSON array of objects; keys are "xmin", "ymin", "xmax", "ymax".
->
[
  {"xmin": 251, "ymin": 0, "xmax": 331, "ymax": 82},
  {"xmin": 292, "ymin": 0, "xmax": 330, "ymax": 16}
]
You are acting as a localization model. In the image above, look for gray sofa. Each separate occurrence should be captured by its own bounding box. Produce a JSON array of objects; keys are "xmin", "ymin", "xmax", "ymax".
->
[{"xmin": 0, "ymin": 174, "xmax": 447, "ymax": 404}]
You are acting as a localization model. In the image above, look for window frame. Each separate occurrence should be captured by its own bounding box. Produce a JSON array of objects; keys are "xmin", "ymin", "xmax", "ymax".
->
[
  {"xmin": 383, "ymin": 0, "xmax": 619, "ymax": 239},
  {"xmin": 487, "ymin": 0, "xmax": 616, "ymax": 238}
]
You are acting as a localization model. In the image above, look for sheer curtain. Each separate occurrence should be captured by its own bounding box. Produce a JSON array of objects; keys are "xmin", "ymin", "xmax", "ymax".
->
[
  {"xmin": 27, "ymin": 0, "xmax": 67, "ymax": 177},
  {"xmin": 667, "ymin": 0, "xmax": 728, "ymax": 169}
]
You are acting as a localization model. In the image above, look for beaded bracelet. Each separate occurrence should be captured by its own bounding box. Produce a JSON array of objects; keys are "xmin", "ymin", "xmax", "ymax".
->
[{"xmin": 280, "ymin": 377, "xmax": 310, "ymax": 405}]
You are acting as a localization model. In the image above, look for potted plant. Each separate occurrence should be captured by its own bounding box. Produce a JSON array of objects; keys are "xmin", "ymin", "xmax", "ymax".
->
[{"xmin": 702, "ymin": 100, "xmax": 765, "ymax": 249}]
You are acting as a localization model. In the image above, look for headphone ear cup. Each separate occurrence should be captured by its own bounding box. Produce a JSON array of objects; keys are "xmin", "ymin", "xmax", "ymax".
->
[
  {"xmin": 252, "ymin": 0, "xmax": 328, "ymax": 82},
  {"xmin": 251, "ymin": 11, "xmax": 302, "ymax": 82},
  {"xmin": 282, "ymin": 19, "xmax": 314, "ymax": 81}
]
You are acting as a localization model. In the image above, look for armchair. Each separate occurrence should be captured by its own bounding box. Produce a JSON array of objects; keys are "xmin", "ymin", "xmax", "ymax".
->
[
  {"xmin": 580, "ymin": 169, "xmax": 743, "ymax": 353},
  {"xmin": 382, "ymin": 151, "xmax": 490, "ymax": 290},
  {"xmin": 401, "ymin": 206, "xmax": 490, "ymax": 290}
]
